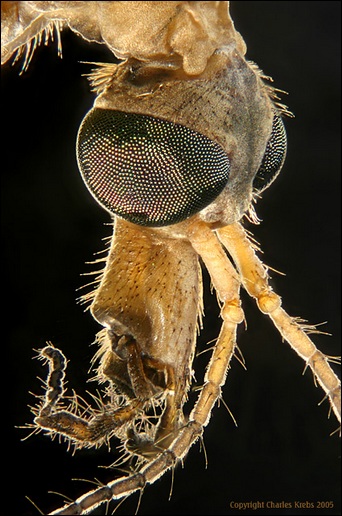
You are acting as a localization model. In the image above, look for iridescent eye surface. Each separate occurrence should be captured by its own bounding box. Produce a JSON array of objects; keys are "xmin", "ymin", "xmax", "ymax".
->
[
  {"xmin": 77, "ymin": 109, "xmax": 231, "ymax": 227},
  {"xmin": 253, "ymin": 114, "xmax": 287, "ymax": 192}
]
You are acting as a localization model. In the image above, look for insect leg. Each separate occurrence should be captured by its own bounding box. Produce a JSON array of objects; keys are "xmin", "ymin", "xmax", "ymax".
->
[{"xmin": 35, "ymin": 345, "xmax": 143, "ymax": 446}]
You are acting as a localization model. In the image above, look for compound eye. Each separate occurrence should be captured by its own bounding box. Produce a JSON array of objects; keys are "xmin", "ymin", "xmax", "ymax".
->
[
  {"xmin": 253, "ymin": 114, "xmax": 287, "ymax": 192},
  {"xmin": 76, "ymin": 109, "xmax": 230, "ymax": 227}
]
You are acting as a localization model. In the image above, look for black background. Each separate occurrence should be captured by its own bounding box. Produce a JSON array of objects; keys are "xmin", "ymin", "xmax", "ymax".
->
[{"xmin": 2, "ymin": 2, "xmax": 341, "ymax": 515}]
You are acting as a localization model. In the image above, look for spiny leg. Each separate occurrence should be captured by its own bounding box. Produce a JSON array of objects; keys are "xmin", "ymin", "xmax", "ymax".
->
[
  {"xmin": 35, "ymin": 339, "xmax": 187, "ymax": 456},
  {"xmin": 217, "ymin": 222, "xmax": 341, "ymax": 424},
  {"xmin": 35, "ymin": 344, "xmax": 144, "ymax": 446},
  {"xmin": 46, "ymin": 220, "xmax": 244, "ymax": 515},
  {"xmin": 37, "ymin": 345, "xmax": 66, "ymax": 417}
]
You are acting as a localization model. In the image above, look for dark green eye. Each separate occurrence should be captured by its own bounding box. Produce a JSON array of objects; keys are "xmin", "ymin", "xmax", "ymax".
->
[
  {"xmin": 253, "ymin": 114, "xmax": 287, "ymax": 192},
  {"xmin": 76, "ymin": 109, "xmax": 230, "ymax": 227}
]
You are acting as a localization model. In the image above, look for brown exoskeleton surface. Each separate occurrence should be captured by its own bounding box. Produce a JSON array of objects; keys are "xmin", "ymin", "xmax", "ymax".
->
[{"xmin": 2, "ymin": 2, "xmax": 340, "ymax": 514}]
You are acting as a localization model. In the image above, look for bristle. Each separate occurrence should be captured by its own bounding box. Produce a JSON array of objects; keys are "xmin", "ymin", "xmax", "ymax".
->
[{"xmin": 13, "ymin": 20, "xmax": 63, "ymax": 74}]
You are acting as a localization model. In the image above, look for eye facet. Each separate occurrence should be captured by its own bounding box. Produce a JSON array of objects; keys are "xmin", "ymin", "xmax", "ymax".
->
[
  {"xmin": 253, "ymin": 114, "xmax": 287, "ymax": 192},
  {"xmin": 76, "ymin": 109, "xmax": 230, "ymax": 227}
]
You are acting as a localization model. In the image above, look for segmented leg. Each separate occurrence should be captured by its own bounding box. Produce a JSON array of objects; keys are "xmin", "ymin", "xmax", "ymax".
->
[
  {"xmin": 217, "ymin": 222, "xmax": 341, "ymax": 424},
  {"xmin": 37, "ymin": 345, "xmax": 66, "ymax": 417},
  {"xmin": 47, "ymin": 221, "xmax": 244, "ymax": 515},
  {"xmin": 35, "ymin": 345, "xmax": 144, "ymax": 445}
]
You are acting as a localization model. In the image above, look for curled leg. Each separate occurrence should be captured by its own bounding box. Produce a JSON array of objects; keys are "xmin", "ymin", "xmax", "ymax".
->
[
  {"xmin": 37, "ymin": 345, "xmax": 66, "ymax": 417},
  {"xmin": 35, "ymin": 345, "xmax": 143, "ymax": 446},
  {"xmin": 35, "ymin": 339, "xmax": 184, "ymax": 455},
  {"xmin": 217, "ymin": 222, "xmax": 341, "ymax": 424}
]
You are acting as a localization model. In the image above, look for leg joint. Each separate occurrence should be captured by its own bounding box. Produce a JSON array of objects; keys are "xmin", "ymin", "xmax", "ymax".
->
[{"xmin": 221, "ymin": 299, "xmax": 244, "ymax": 324}]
